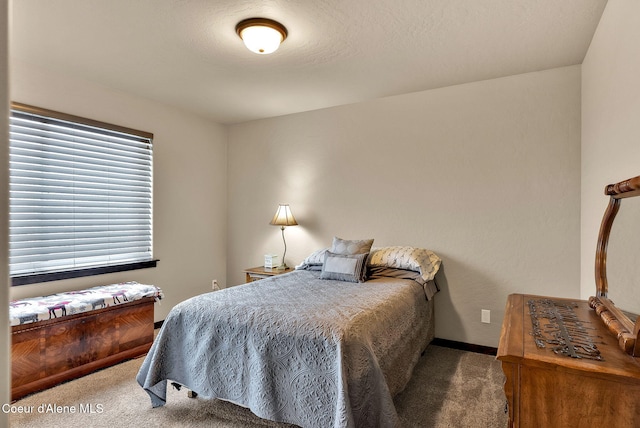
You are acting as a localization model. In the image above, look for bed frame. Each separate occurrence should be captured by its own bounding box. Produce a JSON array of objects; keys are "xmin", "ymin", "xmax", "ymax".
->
[{"xmin": 11, "ymin": 296, "xmax": 155, "ymax": 401}]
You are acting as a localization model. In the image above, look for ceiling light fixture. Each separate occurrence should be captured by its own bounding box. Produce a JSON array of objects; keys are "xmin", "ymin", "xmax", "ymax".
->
[{"xmin": 235, "ymin": 18, "xmax": 288, "ymax": 55}]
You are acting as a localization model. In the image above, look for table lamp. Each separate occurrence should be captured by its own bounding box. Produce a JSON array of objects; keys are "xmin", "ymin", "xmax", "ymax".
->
[{"xmin": 269, "ymin": 204, "xmax": 298, "ymax": 269}]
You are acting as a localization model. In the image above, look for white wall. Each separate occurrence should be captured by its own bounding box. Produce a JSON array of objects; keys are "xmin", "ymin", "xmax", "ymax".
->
[
  {"xmin": 228, "ymin": 66, "xmax": 582, "ymax": 347},
  {"xmin": 1, "ymin": 0, "xmax": 10, "ymax": 422},
  {"xmin": 8, "ymin": 61, "xmax": 229, "ymax": 323},
  {"xmin": 581, "ymin": 0, "xmax": 640, "ymax": 298}
]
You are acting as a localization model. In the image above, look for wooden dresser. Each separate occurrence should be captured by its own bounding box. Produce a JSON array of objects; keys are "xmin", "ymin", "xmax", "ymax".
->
[{"xmin": 497, "ymin": 293, "xmax": 640, "ymax": 428}]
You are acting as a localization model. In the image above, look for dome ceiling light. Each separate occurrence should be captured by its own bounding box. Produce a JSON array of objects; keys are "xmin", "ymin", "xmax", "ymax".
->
[{"xmin": 235, "ymin": 18, "xmax": 288, "ymax": 55}]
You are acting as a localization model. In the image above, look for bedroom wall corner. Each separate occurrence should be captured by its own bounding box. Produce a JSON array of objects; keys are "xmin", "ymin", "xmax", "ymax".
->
[
  {"xmin": 1, "ymin": 0, "xmax": 10, "ymax": 418},
  {"xmin": 227, "ymin": 66, "xmax": 582, "ymax": 348},
  {"xmin": 580, "ymin": 0, "xmax": 640, "ymax": 299}
]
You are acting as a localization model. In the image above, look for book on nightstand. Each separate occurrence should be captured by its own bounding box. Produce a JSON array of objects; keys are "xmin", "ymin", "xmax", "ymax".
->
[{"xmin": 264, "ymin": 254, "xmax": 279, "ymax": 269}]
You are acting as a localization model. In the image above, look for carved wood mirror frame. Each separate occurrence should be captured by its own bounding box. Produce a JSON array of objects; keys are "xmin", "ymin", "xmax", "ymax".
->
[{"xmin": 589, "ymin": 175, "xmax": 640, "ymax": 356}]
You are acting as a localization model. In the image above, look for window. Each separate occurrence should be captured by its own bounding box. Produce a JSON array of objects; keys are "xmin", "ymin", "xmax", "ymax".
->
[{"xmin": 9, "ymin": 103, "xmax": 156, "ymax": 286}]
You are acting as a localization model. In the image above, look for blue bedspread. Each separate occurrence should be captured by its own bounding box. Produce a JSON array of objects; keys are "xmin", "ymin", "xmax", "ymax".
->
[{"xmin": 137, "ymin": 270, "xmax": 433, "ymax": 428}]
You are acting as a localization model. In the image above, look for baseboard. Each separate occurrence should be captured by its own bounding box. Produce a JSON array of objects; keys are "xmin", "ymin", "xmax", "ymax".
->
[{"xmin": 432, "ymin": 338, "xmax": 497, "ymax": 356}]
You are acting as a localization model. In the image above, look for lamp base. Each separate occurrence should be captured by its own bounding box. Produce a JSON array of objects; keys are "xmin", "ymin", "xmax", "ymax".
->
[{"xmin": 276, "ymin": 263, "xmax": 288, "ymax": 270}]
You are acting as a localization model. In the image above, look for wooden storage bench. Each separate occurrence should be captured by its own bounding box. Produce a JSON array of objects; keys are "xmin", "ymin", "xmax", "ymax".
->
[{"xmin": 10, "ymin": 282, "xmax": 162, "ymax": 401}]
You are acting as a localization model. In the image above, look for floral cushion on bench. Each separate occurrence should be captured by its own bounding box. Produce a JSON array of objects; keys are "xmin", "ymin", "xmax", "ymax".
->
[{"xmin": 9, "ymin": 281, "xmax": 163, "ymax": 327}]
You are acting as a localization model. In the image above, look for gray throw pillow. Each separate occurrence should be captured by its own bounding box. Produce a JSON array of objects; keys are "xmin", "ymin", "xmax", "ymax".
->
[
  {"xmin": 320, "ymin": 251, "xmax": 368, "ymax": 283},
  {"xmin": 331, "ymin": 236, "xmax": 374, "ymax": 255}
]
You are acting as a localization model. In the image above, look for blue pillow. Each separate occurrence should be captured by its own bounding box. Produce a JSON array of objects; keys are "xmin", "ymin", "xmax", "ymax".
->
[{"xmin": 320, "ymin": 251, "xmax": 368, "ymax": 283}]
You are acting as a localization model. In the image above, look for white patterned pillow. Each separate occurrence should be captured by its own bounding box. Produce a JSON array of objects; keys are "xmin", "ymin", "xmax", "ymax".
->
[
  {"xmin": 331, "ymin": 236, "xmax": 374, "ymax": 255},
  {"xmin": 367, "ymin": 246, "xmax": 441, "ymax": 282},
  {"xmin": 295, "ymin": 248, "xmax": 328, "ymax": 271},
  {"xmin": 320, "ymin": 251, "xmax": 368, "ymax": 283}
]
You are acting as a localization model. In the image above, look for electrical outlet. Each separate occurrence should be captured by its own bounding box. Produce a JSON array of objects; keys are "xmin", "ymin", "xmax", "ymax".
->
[
  {"xmin": 481, "ymin": 309, "xmax": 491, "ymax": 324},
  {"xmin": 212, "ymin": 279, "xmax": 219, "ymax": 291}
]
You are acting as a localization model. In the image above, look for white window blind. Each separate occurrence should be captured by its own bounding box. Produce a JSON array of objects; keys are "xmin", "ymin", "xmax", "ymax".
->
[{"xmin": 9, "ymin": 104, "xmax": 153, "ymax": 280}]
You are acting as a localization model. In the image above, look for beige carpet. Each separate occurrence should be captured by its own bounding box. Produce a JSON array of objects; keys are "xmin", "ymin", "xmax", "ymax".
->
[{"xmin": 9, "ymin": 345, "xmax": 508, "ymax": 427}]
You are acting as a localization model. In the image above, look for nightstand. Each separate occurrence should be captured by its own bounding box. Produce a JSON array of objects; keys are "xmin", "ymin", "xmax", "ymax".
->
[{"xmin": 244, "ymin": 266, "xmax": 293, "ymax": 283}]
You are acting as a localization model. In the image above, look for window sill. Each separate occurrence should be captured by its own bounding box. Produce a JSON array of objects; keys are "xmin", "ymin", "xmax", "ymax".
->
[{"xmin": 11, "ymin": 260, "xmax": 159, "ymax": 286}]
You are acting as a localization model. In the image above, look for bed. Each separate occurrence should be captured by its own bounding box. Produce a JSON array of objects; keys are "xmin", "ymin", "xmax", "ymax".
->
[{"xmin": 137, "ymin": 244, "xmax": 441, "ymax": 427}]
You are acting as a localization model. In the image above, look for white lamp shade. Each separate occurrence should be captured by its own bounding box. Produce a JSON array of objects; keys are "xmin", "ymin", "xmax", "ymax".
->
[
  {"xmin": 270, "ymin": 204, "xmax": 298, "ymax": 227},
  {"xmin": 240, "ymin": 25, "xmax": 283, "ymax": 54}
]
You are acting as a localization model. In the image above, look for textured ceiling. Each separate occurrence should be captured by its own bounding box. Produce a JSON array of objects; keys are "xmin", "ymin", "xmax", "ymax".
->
[{"xmin": 11, "ymin": 0, "xmax": 608, "ymax": 124}]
